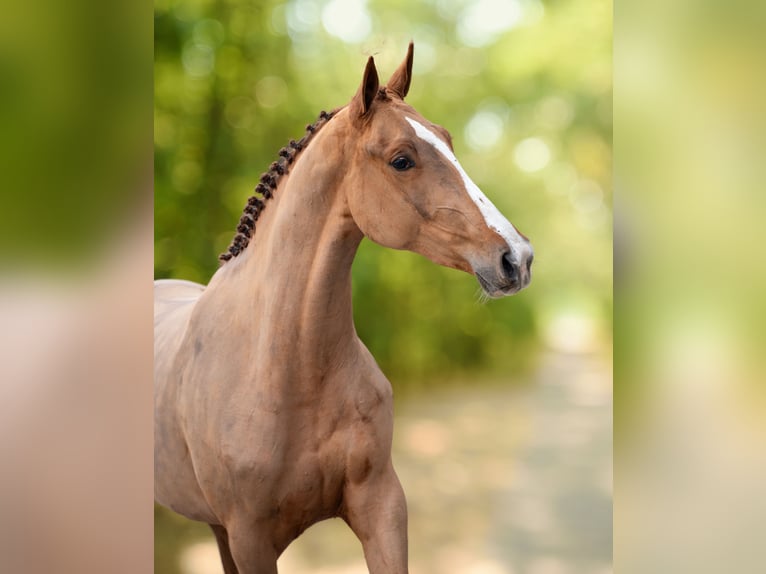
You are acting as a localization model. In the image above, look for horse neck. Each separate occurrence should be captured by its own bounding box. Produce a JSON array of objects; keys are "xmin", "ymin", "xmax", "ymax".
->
[{"xmin": 212, "ymin": 125, "xmax": 363, "ymax": 372}]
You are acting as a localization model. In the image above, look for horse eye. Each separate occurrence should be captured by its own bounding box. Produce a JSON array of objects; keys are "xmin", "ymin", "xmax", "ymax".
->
[{"xmin": 390, "ymin": 156, "xmax": 414, "ymax": 171}]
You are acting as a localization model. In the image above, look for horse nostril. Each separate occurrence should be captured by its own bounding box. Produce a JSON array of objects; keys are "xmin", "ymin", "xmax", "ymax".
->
[
  {"xmin": 501, "ymin": 251, "xmax": 519, "ymax": 284},
  {"xmin": 526, "ymin": 254, "xmax": 534, "ymax": 274}
]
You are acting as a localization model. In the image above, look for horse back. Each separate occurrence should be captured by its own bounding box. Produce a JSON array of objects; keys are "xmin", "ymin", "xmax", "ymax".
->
[{"xmin": 155, "ymin": 279, "xmax": 205, "ymax": 315}]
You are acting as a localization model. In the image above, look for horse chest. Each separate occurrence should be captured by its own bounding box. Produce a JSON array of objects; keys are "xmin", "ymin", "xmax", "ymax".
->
[
  {"xmin": 269, "ymin": 415, "xmax": 386, "ymax": 529},
  {"xmin": 274, "ymin": 450, "xmax": 344, "ymax": 518}
]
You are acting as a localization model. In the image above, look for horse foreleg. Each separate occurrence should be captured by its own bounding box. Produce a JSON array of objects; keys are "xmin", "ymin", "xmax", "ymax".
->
[
  {"xmin": 224, "ymin": 520, "xmax": 278, "ymax": 574},
  {"xmin": 209, "ymin": 524, "xmax": 239, "ymax": 574},
  {"xmin": 343, "ymin": 464, "xmax": 409, "ymax": 574}
]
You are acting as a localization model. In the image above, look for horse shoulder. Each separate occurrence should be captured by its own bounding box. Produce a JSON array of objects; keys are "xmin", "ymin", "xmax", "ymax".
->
[
  {"xmin": 337, "ymin": 340, "xmax": 396, "ymax": 485},
  {"xmin": 350, "ymin": 338, "xmax": 394, "ymax": 409}
]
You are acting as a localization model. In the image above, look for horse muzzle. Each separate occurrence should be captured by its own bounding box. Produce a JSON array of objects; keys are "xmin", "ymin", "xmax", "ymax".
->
[{"xmin": 473, "ymin": 245, "xmax": 533, "ymax": 298}]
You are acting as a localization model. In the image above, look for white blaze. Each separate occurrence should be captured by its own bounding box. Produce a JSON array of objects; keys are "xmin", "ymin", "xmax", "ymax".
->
[{"xmin": 405, "ymin": 117, "xmax": 531, "ymax": 259}]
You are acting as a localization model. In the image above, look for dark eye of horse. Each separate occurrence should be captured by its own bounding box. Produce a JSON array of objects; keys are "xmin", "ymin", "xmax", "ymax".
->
[{"xmin": 390, "ymin": 156, "xmax": 414, "ymax": 171}]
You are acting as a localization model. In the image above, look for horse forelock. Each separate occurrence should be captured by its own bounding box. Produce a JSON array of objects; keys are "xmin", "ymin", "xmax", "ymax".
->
[{"xmin": 219, "ymin": 108, "xmax": 341, "ymax": 264}]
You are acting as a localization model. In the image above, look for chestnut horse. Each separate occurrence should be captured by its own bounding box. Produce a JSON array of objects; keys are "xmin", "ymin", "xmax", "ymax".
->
[{"xmin": 155, "ymin": 44, "xmax": 533, "ymax": 574}]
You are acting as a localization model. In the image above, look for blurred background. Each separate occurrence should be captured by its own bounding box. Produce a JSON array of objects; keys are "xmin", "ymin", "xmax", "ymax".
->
[
  {"xmin": 614, "ymin": 0, "xmax": 766, "ymax": 572},
  {"xmin": 1, "ymin": 0, "xmax": 763, "ymax": 572},
  {"xmin": 155, "ymin": 0, "xmax": 612, "ymax": 572}
]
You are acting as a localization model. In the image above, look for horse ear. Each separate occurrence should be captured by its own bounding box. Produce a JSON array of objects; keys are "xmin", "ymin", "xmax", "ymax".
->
[
  {"xmin": 350, "ymin": 56, "xmax": 379, "ymax": 118},
  {"xmin": 387, "ymin": 42, "xmax": 414, "ymax": 99}
]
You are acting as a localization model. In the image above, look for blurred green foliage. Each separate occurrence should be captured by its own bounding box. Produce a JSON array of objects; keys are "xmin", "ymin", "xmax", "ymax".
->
[
  {"xmin": 1, "ymin": 0, "xmax": 150, "ymax": 266},
  {"xmin": 155, "ymin": 0, "xmax": 612, "ymax": 387},
  {"xmin": 614, "ymin": 0, "xmax": 766, "ymax": 442}
]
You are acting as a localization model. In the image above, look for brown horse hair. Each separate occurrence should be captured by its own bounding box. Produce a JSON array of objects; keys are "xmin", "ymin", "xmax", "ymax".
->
[{"xmin": 219, "ymin": 107, "xmax": 340, "ymax": 263}]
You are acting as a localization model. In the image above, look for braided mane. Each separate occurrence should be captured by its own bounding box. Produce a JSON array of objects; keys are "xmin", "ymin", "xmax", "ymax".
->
[{"xmin": 219, "ymin": 108, "xmax": 340, "ymax": 263}]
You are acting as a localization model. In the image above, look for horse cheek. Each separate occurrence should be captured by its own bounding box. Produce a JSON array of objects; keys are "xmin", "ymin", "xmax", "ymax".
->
[{"xmin": 365, "ymin": 199, "xmax": 420, "ymax": 250}]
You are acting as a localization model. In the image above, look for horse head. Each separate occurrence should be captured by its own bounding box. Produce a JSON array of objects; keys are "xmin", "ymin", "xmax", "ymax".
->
[{"xmin": 338, "ymin": 43, "xmax": 534, "ymax": 298}]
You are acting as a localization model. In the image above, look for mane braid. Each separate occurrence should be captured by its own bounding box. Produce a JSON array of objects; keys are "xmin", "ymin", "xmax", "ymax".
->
[{"xmin": 219, "ymin": 108, "xmax": 339, "ymax": 263}]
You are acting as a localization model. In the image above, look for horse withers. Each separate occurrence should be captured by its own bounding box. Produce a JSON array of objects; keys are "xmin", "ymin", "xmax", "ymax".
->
[{"xmin": 155, "ymin": 43, "xmax": 533, "ymax": 574}]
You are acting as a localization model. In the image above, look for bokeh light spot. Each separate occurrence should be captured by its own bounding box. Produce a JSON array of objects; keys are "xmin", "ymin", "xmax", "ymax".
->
[
  {"xmin": 321, "ymin": 0, "xmax": 371, "ymax": 44},
  {"xmin": 255, "ymin": 76, "xmax": 287, "ymax": 108},
  {"xmin": 192, "ymin": 19, "xmax": 225, "ymax": 48},
  {"xmin": 569, "ymin": 179, "xmax": 604, "ymax": 213},
  {"xmin": 286, "ymin": 0, "xmax": 320, "ymax": 37},
  {"xmin": 465, "ymin": 110, "xmax": 505, "ymax": 151},
  {"xmin": 544, "ymin": 309, "xmax": 599, "ymax": 354},
  {"xmin": 458, "ymin": 0, "xmax": 523, "ymax": 47},
  {"xmin": 181, "ymin": 42, "xmax": 215, "ymax": 77},
  {"xmin": 514, "ymin": 137, "xmax": 551, "ymax": 172}
]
